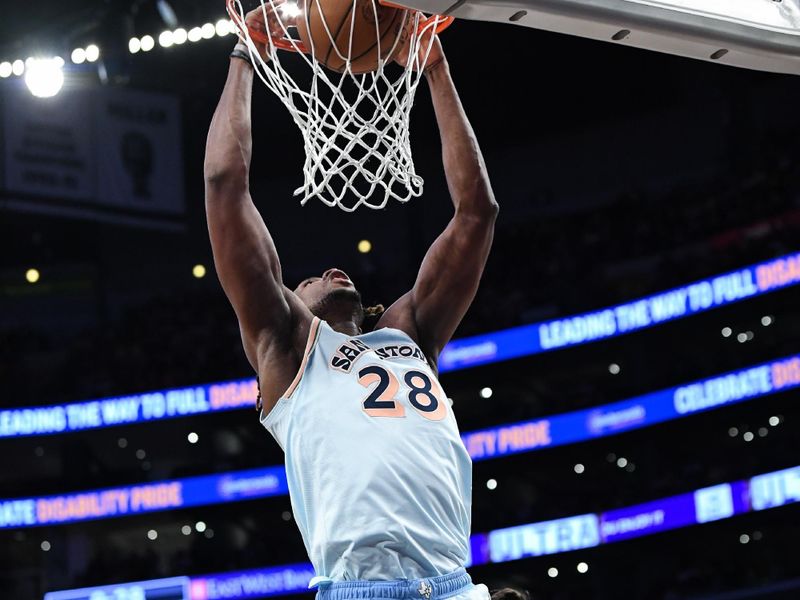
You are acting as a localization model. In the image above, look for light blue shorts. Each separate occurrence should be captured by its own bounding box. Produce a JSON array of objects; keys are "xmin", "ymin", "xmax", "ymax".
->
[{"xmin": 316, "ymin": 569, "xmax": 490, "ymax": 600}]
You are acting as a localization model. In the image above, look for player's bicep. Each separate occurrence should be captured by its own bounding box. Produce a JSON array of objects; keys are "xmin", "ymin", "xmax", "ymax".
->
[
  {"xmin": 205, "ymin": 185, "xmax": 291, "ymax": 343},
  {"xmin": 410, "ymin": 209, "xmax": 496, "ymax": 355}
]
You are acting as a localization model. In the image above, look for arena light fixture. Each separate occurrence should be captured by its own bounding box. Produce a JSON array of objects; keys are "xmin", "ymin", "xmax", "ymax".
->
[
  {"xmin": 85, "ymin": 44, "xmax": 100, "ymax": 62},
  {"xmin": 479, "ymin": 386, "xmax": 493, "ymax": 399},
  {"xmin": 739, "ymin": 533, "xmax": 750, "ymax": 544},
  {"xmin": 758, "ymin": 427, "xmax": 768, "ymax": 438},
  {"xmin": 195, "ymin": 521, "xmax": 207, "ymax": 532},
  {"xmin": 147, "ymin": 529, "xmax": 158, "ymax": 540},
  {"xmin": 0, "ymin": 61, "xmax": 11, "ymax": 77},
  {"xmin": 728, "ymin": 427, "xmax": 738, "ymax": 437},
  {"xmin": 141, "ymin": 35, "xmax": 155, "ymax": 52},
  {"xmin": 574, "ymin": 463, "xmax": 585, "ymax": 474},
  {"xmin": 188, "ymin": 432, "xmax": 199, "ymax": 444},
  {"xmin": 41, "ymin": 540, "xmax": 51, "ymax": 551},
  {"xmin": 486, "ymin": 478, "xmax": 497, "ymax": 490},
  {"xmin": 24, "ymin": 58, "xmax": 64, "ymax": 98},
  {"xmin": 721, "ymin": 326, "xmax": 732, "ymax": 337},
  {"xmin": 577, "ymin": 562, "xmax": 589, "ymax": 574},
  {"xmin": 173, "ymin": 28, "xmax": 188, "ymax": 44},
  {"xmin": 761, "ymin": 315, "xmax": 773, "ymax": 326},
  {"xmin": 129, "ymin": 38, "xmax": 141, "ymax": 54},
  {"xmin": 192, "ymin": 264, "xmax": 207, "ymax": 279},
  {"xmin": 547, "ymin": 568, "xmax": 558, "ymax": 578},
  {"xmin": 12, "ymin": 59, "xmax": 24, "ymax": 75},
  {"xmin": 181, "ymin": 525, "xmax": 192, "ymax": 535},
  {"xmin": 25, "ymin": 268, "xmax": 40, "ymax": 283},
  {"xmin": 215, "ymin": 19, "xmax": 232, "ymax": 37},
  {"xmin": 188, "ymin": 27, "xmax": 202, "ymax": 42},
  {"xmin": 71, "ymin": 48, "xmax": 86, "ymax": 64},
  {"xmin": 608, "ymin": 363, "xmax": 621, "ymax": 375},
  {"xmin": 201, "ymin": 23, "xmax": 216, "ymax": 39},
  {"xmin": 617, "ymin": 457, "xmax": 628, "ymax": 468},
  {"xmin": 743, "ymin": 431, "xmax": 754, "ymax": 442},
  {"xmin": 159, "ymin": 31, "xmax": 174, "ymax": 48},
  {"xmin": 769, "ymin": 416, "xmax": 780, "ymax": 427},
  {"xmin": 357, "ymin": 239, "xmax": 372, "ymax": 254}
]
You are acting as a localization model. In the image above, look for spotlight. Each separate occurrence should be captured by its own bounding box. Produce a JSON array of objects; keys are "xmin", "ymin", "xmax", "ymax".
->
[
  {"xmin": 0, "ymin": 62, "xmax": 12, "ymax": 77},
  {"xmin": 204, "ymin": 529, "xmax": 215, "ymax": 538},
  {"xmin": 12, "ymin": 59, "xmax": 25, "ymax": 75},
  {"xmin": 577, "ymin": 562, "xmax": 589, "ymax": 574},
  {"xmin": 201, "ymin": 23, "xmax": 216, "ymax": 39},
  {"xmin": 282, "ymin": 511, "xmax": 292, "ymax": 521},
  {"xmin": 173, "ymin": 28, "xmax": 188, "ymax": 45},
  {"xmin": 769, "ymin": 416, "xmax": 780, "ymax": 427},
  {"xmin": 195, "ymin": 521, "xmax": 207, "ymax": 532},
  {"xmin": 188, "ymin": 432, "xmax": 199, "ymax": 444},
  {"xmin": 24, "ymin": 58, "xmax": 64, "ymax": 98},
  {"xmin": 547, "ymin": 568, "xmax": 558, "ymax": 578},
  {"xmin": 479, "ymin": 387, "xmax": 493, "ymax": 399},
  {"xmin": 486, "ymin": 479, "xmax": 497, "ymax": 490},
  {"xmin": 721, "ymin": 327, "xmax": 732, "ymax": 337},
  {"xmin": 85, "ymin": 45, "xmax": 100, "ymax": 62},
  {"xmin": 159, "ymin": 31, "xmax": 174, "ymax": 48},
  {"xmin": 216, "ymin": 19, "xmax": 232, "ymax": 37},
  {"xmin": 147, "ymin": 529, "xmax": 158, "ymax": 540},
  {"xmin": 118, "ymin": 437, "xmax": 128, "ymax": 448},
  {"xmin": 26, "ymin": 268, "xmax": 40, "ymax": 283},
  {"xmin": 129, "ymin": 38, "xmax": 141, "ymax": 54},
  {"xmin": 71, "ymin": 48, "xmax": 86, "ymax": 64},
  {"xmin": 140, "ymin": 35, "xmax": 155, "ymax": 52},
  {"xmin": 574, "ymin": 463, "xmax": 585, "ymax": 474},
  {"xmin": 739, "ymin": 533, "xmax": 750, "ymax": 544},
  {"xmin": 188, "ymin": 27, "xmax": 202, "ymax": 42},
  {"xmin": 616, "ymin": 457, "xmax": 628, "ymax": 468},
  {"xmin": 758, "ymin": 427, "xmax": 768, "ymax": 438},
  {"xmin": 41, "ymin": 541, "xmax": 51, "ymax": 551},
  {"xmin": 181, "ymin": 525, "xmax": 192, "ymax": 535},
  {"xmin": 737, "ymin": 333, "xmax": 747, "ymax": 343},
  {"xmin": 358, "ymin": 239, "xmax": 372, "ymax": 254},
  {"xmin": 136, "ymin": 449, "xmax": 146, "ymax": 459},
  {"xmin": 608, "ymin": 363, "xmax": 621, "ymax": 375},
  {"xmin": 761, "ymin": 315, "xmax": 773, "ymax": 326},
  {"xmin": 728, "ymin": 427, "xmax": 738, "ymax": 437},
  {"xmin": 743, "ymin": 431, "xmax": 754, "ymax": 442},
  {"xmin": 192, "ymin": 264, "xmax": 206, "ymax": 279}
]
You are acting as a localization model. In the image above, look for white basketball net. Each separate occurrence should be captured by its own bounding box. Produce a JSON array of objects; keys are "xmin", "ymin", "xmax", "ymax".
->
[{"xmin": 228, "ymin": 0, "xmax": 445, "ymax": 211}]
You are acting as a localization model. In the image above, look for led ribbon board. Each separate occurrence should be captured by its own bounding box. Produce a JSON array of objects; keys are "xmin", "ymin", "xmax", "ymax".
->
[
  {"xmin": 0, "ymin": 466, "xmax": 287, "ymax": 529},
  {"xmin": 440, "ymin": 253, "xmax": 800, "ymax": 372},
  {"xmin": 3, "ymin": 253, "xmax": 799, "ymax": 439},
  {"xmin": 46, "ymin": 466, "xmax": 800, "ymax": 598},
  {"xmin": 3, "ymin": 356, "xmax": 799, "ymax": 529}
]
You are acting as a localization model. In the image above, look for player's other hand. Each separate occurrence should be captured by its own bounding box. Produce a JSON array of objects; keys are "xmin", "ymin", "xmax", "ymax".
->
[
  {"xmin": 242, "ymin": 0, "xmax": 297, "ymax": 60},
  {"xmin": 393, "ymin": 12, "xmax": 446, "ymax": 74}
]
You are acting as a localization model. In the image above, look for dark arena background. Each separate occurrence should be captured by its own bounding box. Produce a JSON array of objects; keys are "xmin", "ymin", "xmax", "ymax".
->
[{"xmin": 2, "ymin": 1, "xmax": 800, "ymax": 598}]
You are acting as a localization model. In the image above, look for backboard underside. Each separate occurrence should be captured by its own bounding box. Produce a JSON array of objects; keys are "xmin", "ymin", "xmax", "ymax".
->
[{"xmin": 401, "ymin": 0, "xmax": 800, "ymax": 75}]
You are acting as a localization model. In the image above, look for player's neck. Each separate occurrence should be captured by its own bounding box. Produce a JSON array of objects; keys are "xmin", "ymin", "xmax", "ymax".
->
[{"xmin": 326, "ymin": 318, "xmax": 361, "ymax": 337}]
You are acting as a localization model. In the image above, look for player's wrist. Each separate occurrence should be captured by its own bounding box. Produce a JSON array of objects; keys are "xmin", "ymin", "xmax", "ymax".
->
[{"xmin": 423, "ymin": 56, "xmax": 448, "ymax": 79}]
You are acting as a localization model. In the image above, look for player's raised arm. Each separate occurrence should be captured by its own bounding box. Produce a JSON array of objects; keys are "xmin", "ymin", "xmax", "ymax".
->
[
  {"xmin": 381, "ymin": 34, "xmax": 498, "ymax": 365},
  {"xmin": 204, "ymin": 4, "xmax": 305, "ymax": 372}
]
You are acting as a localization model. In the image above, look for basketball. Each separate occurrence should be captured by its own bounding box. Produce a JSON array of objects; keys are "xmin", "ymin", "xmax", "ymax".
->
[{"xmin": 296, "ymin": 0, "xmax": 409, "ymax": 74}]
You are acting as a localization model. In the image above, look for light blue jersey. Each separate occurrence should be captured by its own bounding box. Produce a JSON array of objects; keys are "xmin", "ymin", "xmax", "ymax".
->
[{"xmin": 261, "ymin": 317, "xmax": 472, "ymax": 583}]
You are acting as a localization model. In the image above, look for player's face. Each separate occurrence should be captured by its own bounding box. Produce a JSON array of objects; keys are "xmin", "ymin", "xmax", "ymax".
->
[{"xmin": 294, "ymin": 268, "xmax": 360, "ymax": 311}]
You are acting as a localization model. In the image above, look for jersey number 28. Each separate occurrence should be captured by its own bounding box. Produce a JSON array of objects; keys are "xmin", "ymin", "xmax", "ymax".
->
[{"xmin": 357, "ymin": 365, "xmax": 447, "ymax": 421}]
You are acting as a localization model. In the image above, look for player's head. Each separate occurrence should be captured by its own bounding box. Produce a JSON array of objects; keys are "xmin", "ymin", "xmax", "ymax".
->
[{"xmin": 294, "ymin": 268, "xmax": 382, "ymax": 330}]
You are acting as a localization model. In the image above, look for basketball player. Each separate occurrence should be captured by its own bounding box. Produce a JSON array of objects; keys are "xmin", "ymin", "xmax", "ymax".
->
[{"xmin": 204, "ymin": 5, "xmax": 498, "ymax": 600}]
